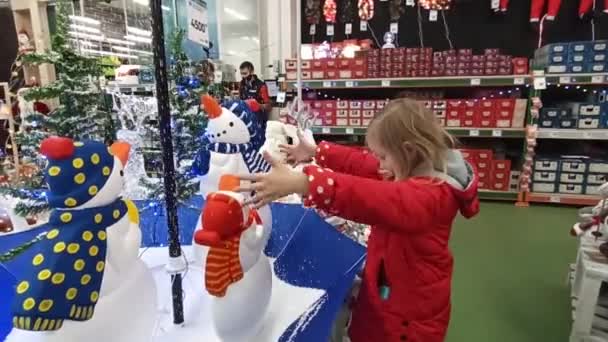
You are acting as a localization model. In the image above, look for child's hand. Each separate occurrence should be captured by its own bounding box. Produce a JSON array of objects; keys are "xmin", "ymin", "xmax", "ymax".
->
[
  {"xmin": 237, "ymin": 152, "xmax": 310, "ymax": 208},
  {"xmin": 378, "ymin": 169, "xmax": 395, "ymax": 181},
  {"xmin": 279, "ymin": 129, "xmax": 317, "ymax": 164}
]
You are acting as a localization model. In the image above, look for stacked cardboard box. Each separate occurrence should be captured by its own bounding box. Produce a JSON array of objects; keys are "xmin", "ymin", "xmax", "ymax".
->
[
  {"xmin": 460, "ymin": 149, "xmax": 514, "ymax": 191},
  {"xmin": 441, "ymin": 98, "xmax": 527, "ymax": 128},
  {"xmin": 285, "ymin": 48, "xmax": 529, "ymax": 80},
  {"xmin": 306, "ymin": 99, "xmax": 388, "ymax": 127},
  {"xmin": 533, "ymin": 40, "xmax": 608, "ymax": 73},
  {"xmin": 539, "ymin": 98, "xmax": 608, "ymax": 129},
  {"xmin": 532, "ymin": 156, "xmax": 608, "ymax": 195}
]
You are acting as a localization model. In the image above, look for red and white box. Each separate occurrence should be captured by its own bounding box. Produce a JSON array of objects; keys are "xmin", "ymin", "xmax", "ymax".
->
[
  {"xmin": 480, "ymin": 100, "xmax": 495, "ymax": 109},
  {"xmin": 496, "ymin": 109, "xmax": 513, "ymax": 127},
  {"xmin": 312, "ymin": 70, "xmax": 325, "ymax": 79},
  {"xmin": 434, "ymin": 109, "xmax": 447, "ymax": 119},
  {"xmin": 326, "ymin": 69, "xmax": 339, "ymax": 79},
  {"xmin": 337, "ymin": 58, "xmax": 351, "ymax": 68},
  {"xmin": 480, "ymin": 118, "xmax": 496, "ymax": 127},
  {"xmin": 311, "ymin": 59, "xmax": 325, "ymax": 69},
  {"xmin": 323, "ymin": 117, "xmax": 336, "ymax": 126},
  {"xmin": 513, "ymin": 66, "xmax": 528, "ymax": 75},
  {"xmin": 339, "ymin": 70, "xmax": 353, "ymax": 79},
  {"xmin": 349, "ymin": 118, "xmax": 362, "ymax": 126},
  {"xmin": 447, "ymin": 99, "xmax": 464, "ymax": 109},
  {"xmin": 336, "ymin": 118, "xmax": 348, "ymax": 126},
  {"xmin": 460, "ymin": 149, "xmax": 478, "ymax": 164},
  {"xmin": 491, "ymin": 174, "xmax": 509, "ymax": 191},
  {"xmin": 336, "ymin": 109, "xmax": 349, "ymax": 118},
  {"xmin": 362, "ymin": 101, "xmax": 376, "ymax": 110},
  {"xmin": 362, "ymin": 118, "xmax": 373, "ymax": 126},
  {"xmin": 363, "ymin": 110, "xmax": 375, "ymax": 118},
  {"xmin": 301, "ymin": 71, "xmax": 312, "ymax": 79},
  {"xmin": 349, "ymin": 100, "xmax": 362, "ymax": 109},
  {"xmin": 447, "ymin": 107, "xmax": 463, "ymax": 119},
  {"xmin": 497, "ymin": 99, "xmax": 515, "ymax": 110},
  {"xmin": 312, "ymin": 101, "xmax": 323, "ymax": 109},
  {"xmin": 353, "ymin": 69, "xmax": 366, "ymax": 78},
  {"xmin": 337, "ymin": 100, "xmax": 349, "ymax": 109},
  {"xmin": 285, "ymin": 59, "xmax": 298, "ymax": 71},
  {"xmin": 349, "ymin": 110, "xmax": 362, "ymax": 118},
  {"xmin": 301, "ymin": 60, "xmax": 312, "ymax": 70},
  {"xmin": 447, "ymin": 117, "xmax": 462, "ymax": 127},
  {"xmin": 323, "ymin": 101, "xmax": 336, "ymax": 110},
  {"xmin": 512, "ymin": 57, "xmax": 528, "ymax": 67},
  {"xmin": 376, "ymin": 100, "xmax": 388, "ymax": 109},
  {"xmin": 326, "ymin": 59, "xmax": 338, "ymax": 68},
  {"xmin": 492, "ymin": 160, "xmax": 512, "ymax": 173},
  {"xmin": 433, "ymin": 100, "xmax": 447, "ymax": 110},
  {"xmin": 477, "ymin": 150, "xmax": 494, "ymax": 163}
]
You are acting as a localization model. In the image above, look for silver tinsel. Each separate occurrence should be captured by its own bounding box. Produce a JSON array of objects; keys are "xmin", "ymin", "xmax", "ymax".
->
[{"xmin": 112, "ymin": 93, "xmax": 160, "ymax": 200}]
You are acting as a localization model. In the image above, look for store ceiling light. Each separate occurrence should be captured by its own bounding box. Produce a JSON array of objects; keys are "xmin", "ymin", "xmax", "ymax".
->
[
  {"xmin": 112, "ymin": 45, "xmax": 153, "ymax": 56},
  {"xmin": 70, "ymin": 24, "xmax": 100, "ymax": 34},
  {"xmin": 127, "ymin": 26, "xmax": 152, "ymax": 37},
  {"xmin": 81, "ymin": 48, "xmax": 139, "ymax": 60},
  {"xmin": 68, "ymin": 15, "xmax": 100, "ymax": 26},
  {"xmin": 106, "ymin": 38, "xmax": 136, "ymax": 46},
  {"xmin": 125, "ymin": 35, "xmax": 152, "ymax": 44},
  {"xmin": 224, "ymin": 7, "xmax": 248, "ymax": 20}
]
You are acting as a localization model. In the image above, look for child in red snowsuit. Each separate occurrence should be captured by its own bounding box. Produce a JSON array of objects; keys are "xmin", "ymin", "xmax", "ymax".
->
[{"xmin": 238, "ymin": 98, "xmax": 480, "ymax": 342}]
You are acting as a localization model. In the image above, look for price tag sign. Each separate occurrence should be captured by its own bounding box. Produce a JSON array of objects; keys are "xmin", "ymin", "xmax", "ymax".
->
[
  {"xmin": 345, "ymin": 23, "xmax": 353, "ymax": 35},
  {"xmin": 582, "ymin": 132, "xmax": 592, "ymax": 139},
  {"xmin": 429, "ymin": 10, "xmax": 438, "ymax": 21},
  {"xmin": 470, "ymin": 78, "xmax": 481, "ymax": 86},
  {"xmin": 276, "ymin": 91, "xmax": 286, "ymax": 103},
  {"xmin": 187, "ymin": 0, "xmax": 210, "ymax": 47},
  {"xmin": 549, "ymin": 195, "xmax": 561, "ymax": 203},
  {"xmin": 381, "ymin": 80, "xmax": 391, "ymax": 87},
  {"xmin": 406, "ymin": 0, "xmax": 415, "ymax": 6},
  {"xmin": 390, "ymin": 22, "xmax": 399, "ymax": 34},
  {"xmin": 534, "ymin": 77, "xmax": 547, "ymax": 90},
  {"xmin": 345, "ymin": 81, "xmax": 355, "ymax": 87},
  {"xmin": 322, "ymin": 127, "xmax": 331, "ymax": 134},
  {"xmin": 346, "ymin": 128, "xmax": 355, "ymax": 134},
  {"xmin": 310, "ymin": 24, "xmax": 316, "ymax": 35},
  {"xmin": 327, "ymin": 24, "xmax": 334, "ymax": 36},
  {"xmin": 323, "ymin": 81, "xmax": 332, "ymax": 88},
  {"xmin": 514, "ymin": 77, "xmax": 525, "ymax": 85},
  {"xmin": 559, "ymin": 76, "xmax": 571, "ymax": 84},
  {"xmin": 360, "ymin": 21, "xmax": 368, "ymax": 31},
  {"xmin": 491, "ymin": 0, "xmax": 500, "ymax": 9},
  {"xmin": 492, "ymin": 129, "xmax": 502, "ymax": 137},
  {"xmin": 592, "ymin": 75, "xmax": 605, "ymax": 84},
  {"xmin": 469, "ymin": 129, "xmax": 480, "ymax": 137}
]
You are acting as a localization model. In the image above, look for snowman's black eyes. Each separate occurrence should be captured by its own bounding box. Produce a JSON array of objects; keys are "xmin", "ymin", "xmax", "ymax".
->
[
  {"xmin": 120, "ymin": 170, "xmax": 124, "ymax": 177},
  {"xmin": 229, "ymin": 122, "xmax": 234, "ymax": 127},
  {"xmin": 222, "ymin": 130, "xmax": 227, "ymax": 134}
]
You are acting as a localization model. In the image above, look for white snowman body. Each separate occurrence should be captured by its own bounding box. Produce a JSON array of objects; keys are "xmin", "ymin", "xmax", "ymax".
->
[
  {"xmin": 259, "ymin": 121, "xmax": 289, "ymax": 163},
  {"xmin": 200, "ymin": 106, "xmax": 252, "ymax": 197},
  {"xmin": 6, "ymin": 154, "xmax": 157, "ymax": 342},
  {"xmin": 193, "ymin": 195, "xmax": 273, "ymax": 341},
  {"xmin": 116, "ymin": 129, "xmax": 152, "ymax": 200}
]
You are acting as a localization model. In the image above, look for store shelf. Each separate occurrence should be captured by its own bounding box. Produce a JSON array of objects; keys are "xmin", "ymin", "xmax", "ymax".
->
[
  {"xmin": 286, "ymin": 75, "xmax": 532, "ymax": 90},
  {"xmin": 310, "ymin": 126, "xmax": 526, "ymax": 138},
  {"xmin": 537, "ymin": 129, "xmax": 608, "ymax": 140},
  {"xmin": 479, "ymin": 190, "xmax": 520, "ymax": 201},
  {"xmin": 544, "ymin": 73, "xmax": 608, "ymax": 85},
  {"xmin": 527, "ymin": 192, "xmax": 600, "ymax": 206}
]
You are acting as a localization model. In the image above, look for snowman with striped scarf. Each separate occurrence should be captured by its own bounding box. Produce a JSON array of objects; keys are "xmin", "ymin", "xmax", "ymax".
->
[{"xmin": 4, "ymin": 136, "xmax": 157, "ymax": 342}]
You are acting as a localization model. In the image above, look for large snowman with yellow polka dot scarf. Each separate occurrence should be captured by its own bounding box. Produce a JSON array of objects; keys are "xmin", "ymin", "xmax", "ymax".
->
[{"xmin": 5, "ymin": 136, "xmax": 157, "ymax": 342}]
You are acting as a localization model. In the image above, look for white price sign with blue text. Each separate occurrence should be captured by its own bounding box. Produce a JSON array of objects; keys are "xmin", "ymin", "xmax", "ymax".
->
[{"xmin": 187, "ymin": 0, "xmax": 210, "ymax": 48}]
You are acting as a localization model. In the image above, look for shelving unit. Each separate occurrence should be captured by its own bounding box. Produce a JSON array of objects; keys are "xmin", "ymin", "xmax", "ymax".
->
[
  {"xmin": 527, "ymin": 193, "xmax": 600, "ymax": 206},
  {"xmin": 537, "ymin": 129, "xmax": 608, "ymax": 140},
  {"xmin": 310, "ymin": 126, "xmax": 526, "ymax": 138}
]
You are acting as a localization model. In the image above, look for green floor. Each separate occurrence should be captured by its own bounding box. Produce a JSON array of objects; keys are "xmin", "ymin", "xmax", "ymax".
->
[{"xmin": 447, "ymin": 202, "xmax": 579, "ymax": 342}]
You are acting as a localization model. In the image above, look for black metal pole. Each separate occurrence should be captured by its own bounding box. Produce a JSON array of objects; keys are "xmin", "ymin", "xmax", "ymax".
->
[{"xmin": 150, "ymin": 0, "xmax": 184, "ymax": 325}]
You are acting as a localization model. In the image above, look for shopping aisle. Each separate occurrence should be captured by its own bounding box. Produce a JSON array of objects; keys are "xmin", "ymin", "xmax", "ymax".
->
[{"xmin": 448, "ymin": 202, "xmax": 579, "ymax": 342}]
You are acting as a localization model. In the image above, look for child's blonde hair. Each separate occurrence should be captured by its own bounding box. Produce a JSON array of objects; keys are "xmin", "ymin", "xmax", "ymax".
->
[{"xmin": 366, "ymin": 98, "xmax": 455, "ymax": 177}]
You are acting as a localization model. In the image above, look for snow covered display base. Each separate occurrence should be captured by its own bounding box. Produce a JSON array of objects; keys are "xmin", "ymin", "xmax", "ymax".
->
[{"xmin": 1, "ymin": 202, "xmax": 366, "ymax": 342}]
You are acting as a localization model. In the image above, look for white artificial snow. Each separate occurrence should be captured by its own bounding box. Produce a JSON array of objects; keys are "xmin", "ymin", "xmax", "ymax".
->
[{"xmin": 140, "ymin": 247, "xmax": 326, "ymax": 342}]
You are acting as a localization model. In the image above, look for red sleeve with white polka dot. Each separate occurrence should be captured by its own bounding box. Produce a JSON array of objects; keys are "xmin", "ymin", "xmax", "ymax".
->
[
  {"xmin": 302, "ymin": 165, "xmax": 339, "ymax": 213},
  {"xmin": 315, "ymin": 141, "xmax": 380, "ymax": 179}
]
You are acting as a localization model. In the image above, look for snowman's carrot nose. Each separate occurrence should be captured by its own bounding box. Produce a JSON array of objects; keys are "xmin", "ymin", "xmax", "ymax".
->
[{"xmin": 201, "ymin": 94, "xmax": 222, "ymax": 119}]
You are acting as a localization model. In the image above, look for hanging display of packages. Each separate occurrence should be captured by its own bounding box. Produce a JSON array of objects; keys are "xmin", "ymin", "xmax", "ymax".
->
[{"xmin": 324, "ymin": 0, "xmax": 338, "ymax": 23}]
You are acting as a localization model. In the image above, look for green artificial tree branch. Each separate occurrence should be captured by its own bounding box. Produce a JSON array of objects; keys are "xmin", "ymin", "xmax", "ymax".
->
[{"xmin": 0, "ymin": 232, "xmax": 47, "ymax": 263}]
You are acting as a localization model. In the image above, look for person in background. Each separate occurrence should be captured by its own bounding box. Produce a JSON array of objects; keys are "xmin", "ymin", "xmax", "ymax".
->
[{"xmin": 239, "ymin": 61, "xmax": 271, "ymax": 125}]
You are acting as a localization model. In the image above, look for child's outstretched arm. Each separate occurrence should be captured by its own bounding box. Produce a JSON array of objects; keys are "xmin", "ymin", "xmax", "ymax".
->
[{"xmin": 314, "ymin": 141, "xmax": 380, "ymax": 179}]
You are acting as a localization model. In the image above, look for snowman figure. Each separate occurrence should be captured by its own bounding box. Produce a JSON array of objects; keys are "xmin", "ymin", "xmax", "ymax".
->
[
  {"xmin": 5, "ymin": 136, "xmax": 157, "ymax": 342},
  {"xmin": 193, "ymin": 95, "xmax": 270, "ymax": 197},
  {"xmin": 193, "ymin": 175, "xmax": 272, "ymax": 341}
]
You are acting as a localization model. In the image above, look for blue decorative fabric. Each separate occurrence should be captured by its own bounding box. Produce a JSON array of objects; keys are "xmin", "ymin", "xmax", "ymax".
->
[{"xmin": 45, "ymin": 141, "xmax": 115, "ymax": 209}]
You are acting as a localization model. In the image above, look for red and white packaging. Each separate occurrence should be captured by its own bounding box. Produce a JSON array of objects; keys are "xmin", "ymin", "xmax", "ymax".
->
[
  {"xmin": 286, "ymin": 71, "xmax": 297, "ymax": 80},
  {"xmin": 323, "ymin": 101, "xmax": 336, "ymax": 110},
  {"xmin": 349, "ymin": 110, "xmax": 362, "ymax": 118},
  {"xmin": 497, "ymin": 99, "xmax": 516, "ymax": 110},
  {"xmin": 323, "ymin": 117, "xmax": 336, "ymax": 126},
  {"xmin": 326, "ymin": 69, "xmax": 339, "ymax": 78},
  {"xmin": 326, "ymin": 59, "xmax": 338, "ymax": 68},
  {"xmin": 363, "ymin": 110, "xmax": 375, "ymax": 118},
  {"xmin": 363, "ymin": 101, "xmax": 376, "ymax": 110},
  {"xmin": 492, "ymin": 160, "xmax": 512, "ymax": 173},
  {"xmin": 301, "ymin": 60, "xmax": 312, "ymax": 70},
  {"xmin": 496, "ymin": 109, "xmax": 513, "ymax": 127},
  {"xmin": 285, "ymin": 59, "xmax": 298, "ymax": 71},
  {"xmin": 477, "ymin": 149, "xmax": 494, "ymax": 163},
  {"xmin": 336, "ymin": 118, "xmax": 348, "ymax": 126},
  {"xmin": 349, "ymin": 118, "xmax": 362, "ymax": 126},
  {"xmin": 336, "ymin": 109, "xmax": 349, "ymax": 118},
  {"xmin": 337, "ymin": 100, "xmax": 349, "ymax": 109},
  {"xmin": 339, "ymin": 70, "xmax": 353, "ymax": 79},
  {"xmin": 312, "ymin": 70, "xmax": 325, "ymax": 79},
  {"xmin": 362, "ymin": 118, "xmax": 373, "ymax": 126},
  {"xmin": 349, "ymin": 100, "xmax": 362, "ymax": 109}
]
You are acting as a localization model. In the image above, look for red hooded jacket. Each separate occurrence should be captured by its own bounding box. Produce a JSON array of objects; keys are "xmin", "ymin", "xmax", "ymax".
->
[{"xmin": 302, "ymin": 142, "xmax": 479, "ymax": 342}]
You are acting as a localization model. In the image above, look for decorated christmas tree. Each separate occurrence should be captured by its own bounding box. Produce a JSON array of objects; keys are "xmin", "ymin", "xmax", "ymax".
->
[
  {"xmin": 140, "ymin": 29, "xmax": 223, "ymax": 203},
  {"xmin": 0, "ymin": 0, "xmax": 115, "ymax": 217}
]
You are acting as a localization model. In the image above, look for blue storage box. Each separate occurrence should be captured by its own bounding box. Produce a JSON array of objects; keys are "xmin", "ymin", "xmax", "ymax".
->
[
  {"xmin": 591, "ymin": 40, "xmax": 608, "ymax": 52},
  {"xmin": 531, "ymin": 182, "xmax": 557, "ymax": 193},
  {"xmin": 560, "ymin": 172, "xmax": 585, "ymax": 184},
  {"xmin": 540, "ymin": 108, "xmax": 560, "ymax": 119},
  {"xmin": 591, "ymin": 52, "xmax": 608, "ymax": 63},
  {"xmin": 559, "ymin": 183, "xmax": 585, "ymax": 195},
  {"xmin": 536, "ymin": 43, "xmax": 569, "ymax": 56},
  {"xmin": 559, "ymin": 118, "xmax": 577, "ymax": 128},
  {"xmin": 566, "ymin": 103, "xmax": 601, "ymax": 116},
  {"xmin": 560, "ymin": 156, "xmax": 589, "ymax": 173},
  {"xmin": 568, "ymin": 53, "xmax": 587, "ymax": 63},
  {"xmin": 568, "ymin": 64, "xmax": 585, "ymax": 73},
  {"xmin": 539, "ymin": 117, "xmax": 557, "ymax": 128},
  {"xmin": 534, "ymin": 158, "xmax": 560, "ymax": 172},
  {"xmin": 578, "ymin": 116, "xmax": 600, "ymax": 129},
  {"xmin": 570, "ymin": 41, "xmax": 591, "ymax": 53},
  {"xmin": 547, "ymin": 65, "xmax": 567, "ymax": 73},
  {"xmin": 587, "ymin": 63, "xmax": 607, "ymax": 73}
]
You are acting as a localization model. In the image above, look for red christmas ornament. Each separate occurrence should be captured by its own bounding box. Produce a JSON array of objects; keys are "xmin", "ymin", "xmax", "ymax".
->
[
  {"xmin": 40, "ymin": 136, "xmax": 75, "ymax": 160},
  {"xmin": 358, "ymin": 0, "xmax": 375, "ymax": 20},
  {"xmin": 324, "ymin": 0, "xmax": 338, "ymax": 23},
  {"xmin": 419, "ymin": 0, "xmax": 452, "ymax": 10}
]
